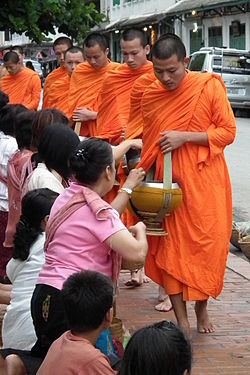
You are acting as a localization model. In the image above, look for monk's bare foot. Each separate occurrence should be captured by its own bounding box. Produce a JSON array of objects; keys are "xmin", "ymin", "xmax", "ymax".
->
[
  {"xmin": 155, "ymin": 286, "xmax": 172, "ymax": 311},
  {"xmin": 124, "ymin": 270, "xmax": 143, "ymax": 287},
  {"xmin": 195, "ymin": 300, "xmax": 215, "ymax": 334},
  {"xmin": 155, "ymin": 295, "xmax": 173, "ymax": 312}
]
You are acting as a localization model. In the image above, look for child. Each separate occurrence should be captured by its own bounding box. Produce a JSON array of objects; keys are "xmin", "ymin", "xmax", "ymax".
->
[
  {"xmin": 119, "ymin": 320, "xmax": 192, "ymax": 375},
  {"xmin": 1, "ymin": 188, "xmax": 58, "ymax": 351},
  {"xmin": 37, "ymin": 270, "xmax": 117, "ymax": 374},
  {"xmin": 0, "ymin": 103, "xmax": 27, "ymax": 278}
]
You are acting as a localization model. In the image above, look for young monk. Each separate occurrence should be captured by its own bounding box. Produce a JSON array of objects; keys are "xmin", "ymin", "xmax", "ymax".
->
[
  {"xmin": 118, "ymin": 71, "xmax": 171, "ymax": 307},
  {"xmin": 47, "ymin": 47, "xmax": 84, "ymax": 117},
  {"xmin": 136, "ymin": 33, "xmax": 236, "ymax": 338},
  {"xmin": 42, "ymin": 36, "xmax": 73, "ymax": 109},
  {"xmin": 68, "ymin": 32, "xmax": 120, "ymax": 137},
  {"xmin": 96, "ymin": 28, "xmax": 153, "ymax": 145},
  {"xmin": 1, "ymin": 52, "xmax": 41, "ymax": 110}
]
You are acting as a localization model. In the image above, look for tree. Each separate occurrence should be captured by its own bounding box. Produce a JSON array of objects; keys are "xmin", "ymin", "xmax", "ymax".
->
[{"xmin": 0, "ymin": 0, "xmax": 106, "ymax": 44}]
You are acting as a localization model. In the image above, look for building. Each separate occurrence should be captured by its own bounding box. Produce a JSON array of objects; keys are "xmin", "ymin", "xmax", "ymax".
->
[
  {"xmin": 100, "ymin": 0, "xmax": 176, "ymax": 61},
  {"xmin": 100, "ymin": 0, "xmax": 250, "ymax": 58},
  {"xmin": 166, "ymin": 0, "xmax": 250, "ymax": 55}
]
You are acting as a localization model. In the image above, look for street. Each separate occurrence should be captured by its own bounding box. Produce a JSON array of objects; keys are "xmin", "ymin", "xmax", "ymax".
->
[{"xmin": 225, "ymin": 116, "xmax": 250, "ymax": 222}]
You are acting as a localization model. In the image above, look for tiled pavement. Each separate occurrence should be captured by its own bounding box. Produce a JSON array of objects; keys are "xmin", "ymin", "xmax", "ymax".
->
[{"xmin": 117, "ymin": 251, "xmax": 250, "ymax": 374}]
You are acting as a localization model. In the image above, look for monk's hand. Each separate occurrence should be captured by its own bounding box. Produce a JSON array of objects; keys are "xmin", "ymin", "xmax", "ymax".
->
[
  {"xmin": 124, "ymin": 167, "xmax": 146, "ymax": 190},
  {"xmin": 72, "ymin": 107, "xmax": 97, "ymax": 122},
  {"xmin": 158, "ymin": 131, "xmax": 186, "ymax": 153}
]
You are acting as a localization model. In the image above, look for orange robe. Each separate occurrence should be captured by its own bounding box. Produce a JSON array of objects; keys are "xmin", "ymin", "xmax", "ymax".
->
[
  {"xmin": 137, "ymin": 71, "xmax": 236, "ymax": 300},
  {"xmin": 125, "ymin": 71, "xmax": 156, "ymax": 140},
  {"xmin": 1, "ymin": 67, "xmax": 41, "ymax": 110},
  {"xmin": 42, "ymin": 66, "xmax": 68, "ymax": 109},
  {"xmin": 47, "ymin": 74, "xmax": 71, "ymax": 117},
  {"xmin": 96, "ymin": 62, "xmax": 153, "ymax": 145},
  {"xmin": 68, "ymin": 61, "xmax": 120, "ymax": 137}
]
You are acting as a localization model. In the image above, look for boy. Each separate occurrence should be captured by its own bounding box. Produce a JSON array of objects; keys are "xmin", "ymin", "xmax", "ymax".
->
[{"xmin": 37, "ymin": 270, "xmax": 117, "ymax": 374}]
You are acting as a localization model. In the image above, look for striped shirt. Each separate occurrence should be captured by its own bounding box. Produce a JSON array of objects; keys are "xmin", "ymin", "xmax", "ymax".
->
[{"xmin": 0, "ymin": 131, "xmax": 18, "ymax": 211}]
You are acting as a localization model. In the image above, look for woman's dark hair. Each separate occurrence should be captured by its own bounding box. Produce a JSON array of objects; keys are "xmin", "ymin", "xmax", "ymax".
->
[
  {"xmin": 15, "ymin": 110, "xmax": 36, "ymax": 149},
  {"xmin": 31, "ymin": 108, "xmax": 69, "ymax": 150},
  {"xmin": 0, "ymin": 104, "xmax": 28, "ymax": 136},
  {"xmin": 12, "ymin": 188, "xmax": 58, "ymax": 261},
  {"xmin": 69, "ymin": 138, "xmax": 113, "ymax": 185},
  {"xmin": 0, "ymin": 90, "xmax": 9, "ymax": 110},
  {"xmin": 119, "ymin": 320, "xmax": 192, "ymax": 375},
  {"xmin": 38, "ymin": 123, "xmax": 79, "ymax": 179}
]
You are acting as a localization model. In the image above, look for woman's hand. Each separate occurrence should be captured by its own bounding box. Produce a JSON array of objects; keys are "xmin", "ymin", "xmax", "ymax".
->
[
  {"xmin": 123, "ymin": 167, "xmax": 146, "ymax": 190},
  {"xmin": 129, "ymin": 222, "xmax": 146, "ymax": 238}
]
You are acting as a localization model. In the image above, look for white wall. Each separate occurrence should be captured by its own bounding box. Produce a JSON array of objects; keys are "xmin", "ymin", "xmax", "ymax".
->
[
  {"xmin": 102, "ymin": 0, "xmax": 175, "ymax": 23},
  {"xmin": 175, "ymin": 13, "xmax": 250, "ymax": 55}
]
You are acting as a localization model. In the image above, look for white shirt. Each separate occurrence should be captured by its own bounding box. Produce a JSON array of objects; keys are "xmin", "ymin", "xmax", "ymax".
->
[
  {"xmin": 28, "ymin": 162, "xmax": 64, "ymax": 194},
  {"xmin": 0, "ymin": 131, "xmax": 18, "ymax": 211},
  {"xmin": 2, "ymin": 233, "xmax": 45, "ymax": 350}
]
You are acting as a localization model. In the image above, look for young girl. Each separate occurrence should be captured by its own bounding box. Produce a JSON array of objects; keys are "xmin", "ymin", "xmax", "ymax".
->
[{"xmin": 1, "ymin": 188, "xmax": 58, "ymax": 351}]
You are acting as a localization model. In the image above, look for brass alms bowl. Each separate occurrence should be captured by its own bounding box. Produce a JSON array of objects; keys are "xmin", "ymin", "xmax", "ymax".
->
[{"xmin": 128, "ymin": 181, "xmax": 183, "ymax": 236}]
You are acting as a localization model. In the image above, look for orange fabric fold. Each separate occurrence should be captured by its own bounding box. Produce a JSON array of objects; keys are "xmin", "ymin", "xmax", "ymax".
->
[
  {"xmin": 137, "ymin": 71, "xmax": 236, "ymax": 300},
  {"xmin": 47, "ymin": 74, "xmax": 71, "ymax": 117},
  {"xmin": 42, "ymin": 66, "xmax": 68, "ymax": 109},
  {"xmin": 1, "ymin": 68, "xmax": 41, "ymax": 110},
  {"xmin": 96, "ymin": 62, "xmax": 153, "ymax": 145},
  {"xmin": 68, "ymin": 61, "xmax": 120, "ymax": 137},
  {"xmin": 125, "ymin": 71, "xmax": 156, "ymax": 140}
]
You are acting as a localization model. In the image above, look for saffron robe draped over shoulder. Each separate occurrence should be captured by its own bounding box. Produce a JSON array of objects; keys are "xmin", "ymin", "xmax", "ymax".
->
[
  {"xmin": 47, "ymin": 74, "xmax": 71, "ymax": 117},
  {"xmin": 125, "ymin": 71, "xmax": 156, "ymax": 140},
  {"xmin": 68, "ymin": 61, "xmax": 120, "ymax": 137},
  {"xmin": 42, "ymin": 66, "xmax": 68, "ymax": 109},
  {"xmin": 1, "ymin": 68, "xmax": 41, "ymax": 110},
  {"xmin": 96, "ymin": 62, "xmax": 153, "ymax": 145},
  {"xmin": 138, "ymin": 71, "xmax": 236, "ymax": 300}
]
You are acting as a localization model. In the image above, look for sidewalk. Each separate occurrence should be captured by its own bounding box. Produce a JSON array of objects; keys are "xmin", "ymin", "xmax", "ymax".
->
[{"xmin": 117, "ymin": 252, "xmax": 250, "ymax": 374}]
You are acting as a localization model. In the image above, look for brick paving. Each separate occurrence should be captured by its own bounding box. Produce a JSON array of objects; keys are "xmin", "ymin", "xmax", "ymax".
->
[{"xmin": 117, "ymin": 252, "xmax": 250, "ymax": 374}]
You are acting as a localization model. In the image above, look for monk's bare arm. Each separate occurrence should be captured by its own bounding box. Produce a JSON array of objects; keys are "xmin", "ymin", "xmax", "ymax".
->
[
  {"xmin": 72, "ymin": 107, "xmax": 97, "ymax": 122},
  {"xmin": 158, "ymin": 130, "xmax": 208, "ymax": 153}
]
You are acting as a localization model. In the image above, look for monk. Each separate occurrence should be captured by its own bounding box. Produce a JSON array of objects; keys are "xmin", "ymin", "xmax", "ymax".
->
[
  {"xmin": 47, "ymin": 47, "xmax": 84, "ymax": 117},
  {"xmin": 0, "ymin": 47, "xmax": 11, "ymax": 79},
  {"xmin": 69, "ymin": 32, "xmax": 119, "ymax": 137},
  {"xmin": 1, "ymin": 52, "xmax": 41, "ymax": 110},
  {"xmin": 42, "ymin": 36, "xmax": 73, "ymax": 108},
  {"xmin": 137, "ymin": 33, "xmax": 236, "ymax": 337},
  {"xmin": 96, "ymin": 28, "xmax": 153, "ymax": 145}
]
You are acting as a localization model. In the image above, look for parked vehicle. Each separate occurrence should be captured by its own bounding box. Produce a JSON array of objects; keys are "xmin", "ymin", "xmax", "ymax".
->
[
  {"xmin": 188, "ymin": 47, "xmax": 250, "ymax": 110},
  {"xmin": 24, "ymin": 59, "xmax": 44, "ymax": 83}
]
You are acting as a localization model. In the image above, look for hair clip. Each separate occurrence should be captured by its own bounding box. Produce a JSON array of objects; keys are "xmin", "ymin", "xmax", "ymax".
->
[{"xmin": 76, "ymin": 148, "xmax": 88, "ymax": 160}]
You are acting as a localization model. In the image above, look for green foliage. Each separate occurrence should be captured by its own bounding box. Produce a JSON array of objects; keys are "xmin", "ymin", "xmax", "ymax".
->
[{"xmin": 0, "ymin": 0, "xmax": 106, "ymax": 43}]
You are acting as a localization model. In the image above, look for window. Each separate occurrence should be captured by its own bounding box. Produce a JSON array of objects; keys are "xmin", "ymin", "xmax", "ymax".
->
[
  {"xmin": 213, "ymin": 54, "xmax": 250, "ymax": 75},
  {"xmin": 113, "ymin": 0, "xmax": 120, "ymax": 5},
  {"xmin": 188, "ymin": 53, "xmax": 206, "ymax": 71},
  {"xmin": 230, "ymin": 23, "xmax": 245, "ymax": 49},
  {"xmin": 208, "ymin": 27, "xmax": 222, "ymax": 48}
]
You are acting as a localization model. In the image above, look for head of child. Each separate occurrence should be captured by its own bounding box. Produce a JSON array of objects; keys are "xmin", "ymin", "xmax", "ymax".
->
[
  {"xmin": 0, "ymin": 103, "xmax": 28, "ymax": 136},
  {"xmin": 61, "ymin": 270, "xmax": 114, "ymax": 340},
  {"xmin": 12, "ymin": 188, "xmax": 58, "ymax": 261},
  {"xmin": 119, "ymin": 320, "xmax": 192, "ymax": 375},
  {"xmin": 69, "ymin": 138, "xmax": 115, "ymax": 197}
]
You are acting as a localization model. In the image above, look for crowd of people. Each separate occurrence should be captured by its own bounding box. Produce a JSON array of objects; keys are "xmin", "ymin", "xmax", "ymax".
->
[{"xmin": 0, "ymin": 28, "xmax": 236, "ymax": 375}]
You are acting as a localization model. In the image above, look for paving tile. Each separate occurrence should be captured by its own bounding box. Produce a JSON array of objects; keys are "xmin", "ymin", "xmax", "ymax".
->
[{"xmin": 117, "ymin": 260, "xmax": 250, "ymax": 373}]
